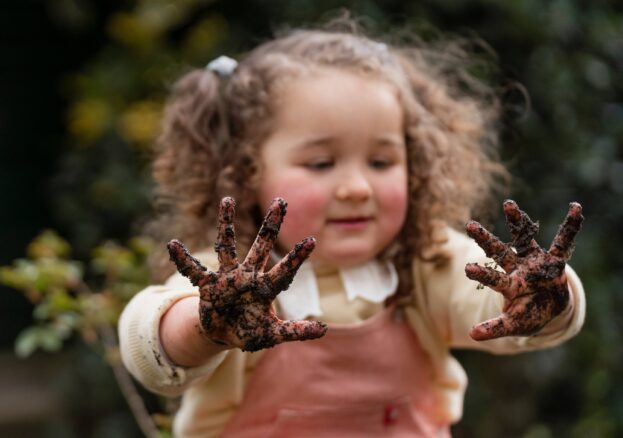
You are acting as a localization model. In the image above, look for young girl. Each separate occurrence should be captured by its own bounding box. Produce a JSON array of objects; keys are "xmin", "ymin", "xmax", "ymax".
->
[{"xmin": 119, "ymin": 23, "xmax": 585, "ymax": 437}]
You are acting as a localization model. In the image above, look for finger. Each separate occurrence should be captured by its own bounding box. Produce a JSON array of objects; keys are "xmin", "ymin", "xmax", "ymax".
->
[
  {"xmin": 465, "ymin": 221, "xmax": 517, "ymax": 271},
  {"xmin": 271, "ymin": 319, "xmax": 328, "ymax": 344},
  {"xmin": 465, "ymin": 263, "xmax": 511, "ymax": 296},
  {"xmin": 549, "ymin": 202, "xmax": 584, "ymax": 261},
  {"xmin": 503, "ymin": 200, "xmax": 539, "ymax": 256},
  {"xmin": 167, "ymin": 239, "xmax": 215, "ymax": 287},
  {"xmin": 265, "ymin": 236, "xmax": 316, "ymax": 295},
  {"xmin": 243, "ymin": 198, "xmax": 288, "ymax": 270},
  {"xmin": 215, "ymin": 197, "xmax": 239, "ymax": 270},
  {"xmin": 469, "ymin": 315, "xmax": 513, "ymax": 341}
]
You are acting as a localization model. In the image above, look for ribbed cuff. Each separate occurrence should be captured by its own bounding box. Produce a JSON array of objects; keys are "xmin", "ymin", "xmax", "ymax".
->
[{"xmin": 119, "ymin": 285, "xmax": 228, "ymax": 397}]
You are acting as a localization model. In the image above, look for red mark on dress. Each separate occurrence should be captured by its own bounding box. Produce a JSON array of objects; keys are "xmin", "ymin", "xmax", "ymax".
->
[{"xmin": 383, "ymin": 403, "xmax": 399, "ymax": 426}]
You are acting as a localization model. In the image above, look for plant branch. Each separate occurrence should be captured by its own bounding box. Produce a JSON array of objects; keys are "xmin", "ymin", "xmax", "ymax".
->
[{"xmin": 97, "ymin": 322, "xmax": 160, "ymax": 438}]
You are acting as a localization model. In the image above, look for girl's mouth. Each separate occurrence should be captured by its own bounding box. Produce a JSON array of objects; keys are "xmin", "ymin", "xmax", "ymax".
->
[{"xmin": 327, "ymin": 217, "xmax": 371, "ymax": 230}]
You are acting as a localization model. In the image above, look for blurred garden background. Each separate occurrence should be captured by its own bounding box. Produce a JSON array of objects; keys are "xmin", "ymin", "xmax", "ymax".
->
[{"xmin": 0, "ymin": 0, "xmax": 621, "ymax": 436}]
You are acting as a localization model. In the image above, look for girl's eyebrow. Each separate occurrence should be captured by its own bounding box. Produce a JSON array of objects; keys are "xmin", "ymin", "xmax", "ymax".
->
[
  {"xmin": 375, "ymin": 134, "xmax": 405, "ymax": 148},
  {"xmin": 293, "ymin": 134, "xmax": 405, "ymax": 149},
  {"xmin": 294, "ymin": 135, "xmax": 335, "ymax": 149}
]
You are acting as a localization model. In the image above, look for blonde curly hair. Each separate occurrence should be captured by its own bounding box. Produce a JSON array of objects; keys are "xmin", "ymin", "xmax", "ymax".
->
[{"xmin": 147, "ymin": 19, "xmax": 509, "ymax": 298}]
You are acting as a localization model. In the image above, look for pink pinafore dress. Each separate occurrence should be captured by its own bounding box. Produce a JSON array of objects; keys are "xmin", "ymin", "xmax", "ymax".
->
[{"xmin": 220, "ymin": 303, "xmax": 451, "ymax": 437}]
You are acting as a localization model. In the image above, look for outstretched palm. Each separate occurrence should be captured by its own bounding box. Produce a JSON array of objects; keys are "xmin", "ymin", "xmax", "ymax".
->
[
  {"xmin": 167, "ymin": 197, "xmax": 327, "ymax": 352},
  {"xmin": 465, "ymin": 200, "xmax": 584, "ymax": 341}
]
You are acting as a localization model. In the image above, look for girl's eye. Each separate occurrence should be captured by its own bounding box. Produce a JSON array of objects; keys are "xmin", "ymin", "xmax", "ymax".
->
[
  {"xmin": 305, "ymin": 160, "xmax": 334, "ymax": 170},
  {"xmin": 370, "ymin": 158, "xmax": 392, "ymax": 169}
]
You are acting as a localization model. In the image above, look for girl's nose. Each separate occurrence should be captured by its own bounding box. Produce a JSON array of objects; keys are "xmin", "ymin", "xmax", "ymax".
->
[{"xmin": 335, "ymin": 171, "xmax": 372, "ymax": 201}]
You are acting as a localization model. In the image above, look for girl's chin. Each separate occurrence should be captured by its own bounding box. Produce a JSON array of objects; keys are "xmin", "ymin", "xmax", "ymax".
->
[{"xmin": 310, "ymin": 248, "xmax": 379, "ymax": 269}]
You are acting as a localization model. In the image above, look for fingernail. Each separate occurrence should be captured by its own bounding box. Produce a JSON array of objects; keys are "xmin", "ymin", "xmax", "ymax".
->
[
  {"xmin": 302, "ymin": 236, "xmax": 316, "ymax": 248},
  {"xmin": 465, "ymin": 221, "xmax": 481, "ymax": 233},
  {"xmin": 569, "ymin": 202, "xmax": 582, "ymax": 214}
]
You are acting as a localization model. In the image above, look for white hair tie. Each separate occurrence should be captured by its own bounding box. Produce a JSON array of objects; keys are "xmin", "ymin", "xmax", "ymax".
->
[{"xmin": 206, "ymin": 55, "xmax": 238, "ymax": 78}]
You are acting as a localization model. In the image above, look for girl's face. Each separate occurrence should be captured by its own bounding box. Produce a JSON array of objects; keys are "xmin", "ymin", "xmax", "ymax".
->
[{"xmin": 257, "ymin": 69, "xmax": 408, "ymax": 268}]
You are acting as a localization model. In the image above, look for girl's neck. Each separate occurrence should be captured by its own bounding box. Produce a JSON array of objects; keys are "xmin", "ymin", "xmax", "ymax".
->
[
  {"xmin": 310, "ymin": 258, "xmax": 379, "ymax": 277},
  {"xmin": 310, "ymin": 261, "xmax": 339, "ymax": 277}
]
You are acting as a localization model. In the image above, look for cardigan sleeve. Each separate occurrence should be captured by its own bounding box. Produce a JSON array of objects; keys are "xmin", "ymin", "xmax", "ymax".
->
[
  {"xmin": 414, "ymin": 227, "xmax": 586, "ymax": 354},
  {"xmin": 118, "ymin": 251, "xmax": 229, "ymax": 397}
]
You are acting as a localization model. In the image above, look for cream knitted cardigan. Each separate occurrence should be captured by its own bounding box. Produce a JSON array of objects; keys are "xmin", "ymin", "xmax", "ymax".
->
[{"xmin": 119, "ymin": 228, "xmax": 585, "ymax": 437}]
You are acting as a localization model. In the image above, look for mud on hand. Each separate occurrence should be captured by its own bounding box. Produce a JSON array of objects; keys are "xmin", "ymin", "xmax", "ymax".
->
[
  {"xmin": 465, "ymin": 200, "xmax": 584, "ymax": 341},
  {"xmin": 167, "ymin": 197, "xmax": 328, "ymax": 352}
]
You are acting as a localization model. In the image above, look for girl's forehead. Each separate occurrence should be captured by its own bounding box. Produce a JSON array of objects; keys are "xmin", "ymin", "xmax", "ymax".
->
[
  {"xmin": 273, "ymin": 67, "xmax": 403, "ymax": 108},
  {"xmin": 258, "ymin": 68, "xmax": 407, "ymax": 157},
  {"xmin": 279, "ymin": 72, "xmax": 401, "ymax": 119},
  {"xmin": 248, "ymin": 64, "xmax": 411, "ymax": 154}
]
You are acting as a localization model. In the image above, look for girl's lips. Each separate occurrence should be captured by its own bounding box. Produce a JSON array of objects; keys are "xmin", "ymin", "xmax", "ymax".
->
[{"xmin": 327, "ymin": 217, "xmax": 371, "ymax": 230}]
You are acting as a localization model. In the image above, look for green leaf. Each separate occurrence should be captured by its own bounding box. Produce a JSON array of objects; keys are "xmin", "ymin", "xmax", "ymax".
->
[
  {"xmin": 0, "ymin": 265, "xmax": 34, "ymax": 291},
  {"xmin": 27, "ymin": 230, "xmax": 71, "ymax": 259},
  {"xmin": 15, "ymin": 327, "xmax": 41, "ymax": 358},
  {"xmin": 33, "ymin": 302, "xmax": 51, "ymax": 321},
  {"xmin": 38, "ymin": 330, "xmax": 63, "ymax": 352},
  {"xmin": 14, "ymin": 325, "xmax": 70, "ymax": 358},
  {"xmin": 49, "ymin": 289, "xmax": 80, "ymax": 312},
  {"xmin": 54, "ymin": 313, "xmax": 82, "ymax": 337}
]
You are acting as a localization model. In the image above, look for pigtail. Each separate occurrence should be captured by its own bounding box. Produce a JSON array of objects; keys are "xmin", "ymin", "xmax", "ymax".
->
[{"xmin": 147, "ymin": 69, "xmax": 225, "ymax": 281}]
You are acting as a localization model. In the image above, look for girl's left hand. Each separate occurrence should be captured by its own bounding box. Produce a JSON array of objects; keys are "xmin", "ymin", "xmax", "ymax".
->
[{"xmin": 464, "ymin": 200, "xmax": 584, "ymax": 341}]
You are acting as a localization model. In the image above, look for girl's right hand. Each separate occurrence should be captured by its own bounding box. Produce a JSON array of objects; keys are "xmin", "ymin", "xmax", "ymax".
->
[{"xmin": 167, "ymin": 197, "xmax": 327, "ymax": 352}]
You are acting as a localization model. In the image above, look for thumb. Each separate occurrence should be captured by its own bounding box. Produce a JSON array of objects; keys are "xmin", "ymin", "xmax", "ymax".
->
[{"xmin": 469, "ymin": 315, "xmax": 513, "ymax": 341}]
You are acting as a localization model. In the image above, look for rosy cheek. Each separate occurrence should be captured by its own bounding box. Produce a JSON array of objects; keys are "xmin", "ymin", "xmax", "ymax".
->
[
  {"xmin": 280, "ymin": 196, "xmax": 324, "ymax": 245},
  {"xmin": 259, "ymin": 177, "xmax": 328, "ymax": 251},
  {"xmin": 378, "ymin": 182, "xmax": 408, "ymax": 235}
]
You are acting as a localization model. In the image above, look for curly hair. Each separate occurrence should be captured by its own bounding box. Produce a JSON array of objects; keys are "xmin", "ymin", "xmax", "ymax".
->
[{"xmin": 147, "ymin": 19, "xmax": 510, "ymax": 297}]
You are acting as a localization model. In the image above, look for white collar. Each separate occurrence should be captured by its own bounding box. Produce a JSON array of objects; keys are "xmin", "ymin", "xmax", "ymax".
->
[{"xmin": 275, "ymin": 257, "xmax": 398, "ymax": 321}]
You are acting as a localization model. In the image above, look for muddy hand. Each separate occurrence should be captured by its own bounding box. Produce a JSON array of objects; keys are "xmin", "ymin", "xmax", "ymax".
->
[
  {"xmin": 465, "ymin": 200, "xmax": 584, "ymax": 341},
  {"xmin": 167, "ymin": 197, "xmax": 327, "ymax": 352}
]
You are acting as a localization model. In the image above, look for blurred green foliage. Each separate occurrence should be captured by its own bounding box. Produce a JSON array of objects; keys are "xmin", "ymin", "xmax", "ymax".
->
[
  {"xmin": 0, "ymin": 230, "xmax": 152, "ymax": 358},
  {"xmin": 1, "ymin": 0, "xmax": 621, "ymax": 436}
]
